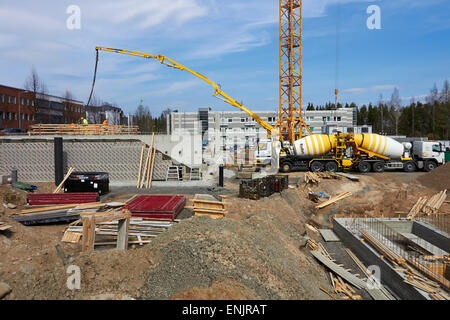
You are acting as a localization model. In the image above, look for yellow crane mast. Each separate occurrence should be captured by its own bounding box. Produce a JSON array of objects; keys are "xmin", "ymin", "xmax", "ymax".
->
[{"xmin": 277, "ymin": 0, "xmax": 312, "ymax": 145}]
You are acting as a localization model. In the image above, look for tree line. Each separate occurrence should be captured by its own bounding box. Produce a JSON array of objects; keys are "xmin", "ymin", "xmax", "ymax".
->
[
  {"xmin": 306, "ymin": 80, "xmax": 449, "ymax": 140},
  {"xmin": 133, "ymin": 102, "xmax": 171, "ymax": 133}
]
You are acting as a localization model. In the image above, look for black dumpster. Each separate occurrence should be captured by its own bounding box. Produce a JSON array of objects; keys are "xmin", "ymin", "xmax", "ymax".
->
[{"xmin": 64, "ymin": 172, "xmax": 109, "ymax": 195}]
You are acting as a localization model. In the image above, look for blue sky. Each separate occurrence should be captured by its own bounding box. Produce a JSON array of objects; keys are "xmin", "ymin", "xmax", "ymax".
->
[{"xmin": 0, "ymin": 0, "xmax": 449, "ymax": 115}]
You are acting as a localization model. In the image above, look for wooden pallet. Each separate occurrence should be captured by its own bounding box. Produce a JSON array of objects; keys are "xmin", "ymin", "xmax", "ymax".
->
[{"xmin": 189, "ymin": 194, "xmax": 227, "ymax": 219}]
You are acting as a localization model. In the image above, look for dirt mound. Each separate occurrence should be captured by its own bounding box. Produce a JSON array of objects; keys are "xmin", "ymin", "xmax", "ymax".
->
[
  {"xmin": 3, "ymin": 210, "xmax": 331, "ymax": 300},
  {"xmin": 0, "ymin": 185, "xmax": 27, "ymax": 207},
  {"xmin": 417, "ymin": 163, "xmax": 450, "ymax": 190}
]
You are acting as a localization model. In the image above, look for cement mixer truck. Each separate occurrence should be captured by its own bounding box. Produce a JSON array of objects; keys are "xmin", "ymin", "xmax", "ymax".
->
[{"xmin": 258, "ymin": 133, "xmax": 445, "ymax": 173}]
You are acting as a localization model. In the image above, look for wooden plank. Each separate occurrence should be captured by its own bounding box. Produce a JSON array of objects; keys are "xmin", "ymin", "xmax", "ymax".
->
[
  {"xmin": 310, "ymin": 250, "xmax": 366, "ymax": 289},
  {"xmin": 18, "ymin": 202, "xmax": 104, "ymax": 215},
  {"xmin": 136, "ymin": 145, "xmax": 145, "ymax": 188},
  {"xmin": 145, "ymin": 133, "xmax": 155, "ymax": 188},
  {"xmin": 140, "ymin": 146, "xmax": 152, "ymax": 189},
  {"xmin": 148, "ymin": 142, "xmax": 157, "ymax": 189},
  {"xmin": 316, "ymin": 192, "xmax": 352, "ymax": 209},
  {"xmin": 53, "ymin": 167, "xmax": 74, "ymax": 193}
]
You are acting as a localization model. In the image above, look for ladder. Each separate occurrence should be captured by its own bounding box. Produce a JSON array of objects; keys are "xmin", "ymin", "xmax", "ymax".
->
[
  {"xmin": 190, "ymin": 167, "xmax": 201, "ymax": 181},
  {"xmin": 166, "ymin": 166, "xmax": 181, "ymax": 181}
]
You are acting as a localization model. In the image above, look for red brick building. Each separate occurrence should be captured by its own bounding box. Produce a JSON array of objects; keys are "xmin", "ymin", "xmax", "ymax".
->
[
  {"xmin": 0, "ymin": 84, "xmax": 35, "ymax": 130},
  {"xmin": 0, "ymin": 84, "xmax": 85, "ymax": 130}
]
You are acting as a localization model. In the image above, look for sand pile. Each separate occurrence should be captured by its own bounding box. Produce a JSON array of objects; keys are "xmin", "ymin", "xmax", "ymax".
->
[{"xmin": 417, "ymin": 162, "xmax": 450, "ymax": 190}]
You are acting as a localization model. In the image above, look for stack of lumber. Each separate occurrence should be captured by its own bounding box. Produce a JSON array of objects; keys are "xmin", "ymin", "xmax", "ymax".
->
[
  {"xmin": 62, "ymin": 217, "xmax": 173, "ymax": 246},
  {"xmin": 12, "ymin": 202, "xmax": 107, "ymax": 225},
  {"xmin": 316, "ymin": 192, "xmax": 352, "ymax": 209},
  {"xmin": 407, "ymin": 190, "xmax": 447, "ymax": 219},
  {"xmin": 137, "ymin": 135, "xmax": 156, "ymax": 189},
  {"xmin": 0, "ymin": 222, "xmax": 12, "ymax": 232},
  {"xmin": 394, "ymin": 263, "xmax": 450, "ymax": 299},
  {"xmin": 422, "ymin": 190, "xmax": 447, "ymax": 215},
  {"xmin": 304, "ymin": 172, "xmax": 321, "ymax": 184},
  {"xmin": 361, "ymin": 230, "xmax": 449, "ymax": 298},
  {"xmin": 188, "ymin": 194, "xmax": 227, "ymax": 219},
  {"xmin": 28, "ymin": 124, "xmax": 139, "ymax": 136},
  {"xmin": 360, "ymin": 229, "xmax": 406, "ymax": 265},
  {"xmin": 406, "ymin": 197, "xmax": 428, "ymax": 220}
]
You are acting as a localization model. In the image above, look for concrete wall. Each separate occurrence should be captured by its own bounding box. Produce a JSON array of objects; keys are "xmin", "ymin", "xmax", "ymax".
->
[
  {"xmin": 412, "ymin": 221, "xmax": 450, "ymax": 253},
  {"xmin": 333, "ymin": 218, "xmax": 427, "ymax": 300},
  {"xmin": 0, "ymin": 136, "xmax": 197, "ymax": 183}
]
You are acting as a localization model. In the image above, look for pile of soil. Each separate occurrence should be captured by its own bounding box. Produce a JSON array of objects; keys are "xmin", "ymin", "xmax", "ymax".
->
[
  {"xmin": 416, "ymin": 163, "xmax": 450, "ymax": 190},
  {"xmin": 2, "ymin": 210, "xmax": 331, "ymax": 300}
]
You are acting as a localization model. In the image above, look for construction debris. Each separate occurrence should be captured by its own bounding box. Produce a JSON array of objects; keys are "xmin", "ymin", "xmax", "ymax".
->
[
  {"xmin": 239, "ymin": 175, "xmax": 289, "ymax": 200},
  {"xmin": 28, "ymin": 124, "xmax": 139, "ymax": 135},
  {"xmin": 316, "ymin": 192, "xmax": 352, "ymax": 209}
]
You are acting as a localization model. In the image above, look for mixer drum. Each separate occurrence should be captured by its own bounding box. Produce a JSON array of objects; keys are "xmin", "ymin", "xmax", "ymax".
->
[
  {"xmin": 293, "ymin": 134, "xmax": 337, "ymax": 156},
  {"xmin": 354, "ymin": 134, "xmax": 404, "ymax": 158}
]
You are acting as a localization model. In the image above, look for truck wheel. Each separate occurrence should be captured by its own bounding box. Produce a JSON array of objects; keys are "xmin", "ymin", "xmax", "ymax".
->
[
  {"xmin": 372, "ymin": 161, "xmax": 385, "ymax": 173},
  {"xmin": 310, "ymin": 161, "xmax": 324, "ymax": 172},
  {"xmin": 403, "ymin": 161, "xmax": 416, "ymax": 172},
  {"xmin": 325, "ymin": 161, "xmax": 338, "ymax": 172},
  {"xmin": 280, "ymin": 162, "xmax": 292, "ymax": 173},
  {"xmin": 424, "ymin": 160, "xmax": 437, "ymax": 172},
  {"xmin": 358, "ymin": 161, "xmax": 371, "ymax": 173}
]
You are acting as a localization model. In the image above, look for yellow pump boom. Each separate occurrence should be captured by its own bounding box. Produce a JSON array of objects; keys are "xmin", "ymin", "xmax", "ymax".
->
[{"xmin": 95, "ymin": 47, "xmax": 277, "ymax": 136}]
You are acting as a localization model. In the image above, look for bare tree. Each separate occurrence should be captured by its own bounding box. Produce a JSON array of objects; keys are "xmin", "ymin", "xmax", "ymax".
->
[
  {"xmin": 63, "ymin": 90, "xmax": 74, "ymax": 123},
  {"xmin": 24, "ymin": 67, "xmax": 48, "ymax": 122}
]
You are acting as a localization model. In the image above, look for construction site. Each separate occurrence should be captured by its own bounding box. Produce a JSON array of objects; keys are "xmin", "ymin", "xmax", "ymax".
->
[{"xmin": 1, "ymin": 0, "xmax": 449, "ymax": 305}]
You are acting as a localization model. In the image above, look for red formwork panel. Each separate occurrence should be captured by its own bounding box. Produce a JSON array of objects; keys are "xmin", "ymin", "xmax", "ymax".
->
[
  {"xmin": 123, "ymin": 195, "xmax": 186, "ymax": 221},
  {"xmin": 27, "ymin": 192, "xmax": 99, "ymax": 205}
]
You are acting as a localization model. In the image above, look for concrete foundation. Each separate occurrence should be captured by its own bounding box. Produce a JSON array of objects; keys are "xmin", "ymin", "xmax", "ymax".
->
[{"xmin": 333, "ymin": 218, "xmax": 427, "ymax": 300}]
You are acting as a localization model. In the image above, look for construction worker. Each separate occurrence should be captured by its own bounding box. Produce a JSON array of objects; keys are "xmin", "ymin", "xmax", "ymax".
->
[
  {"xmin": 81, "ymin": 117, "xmax": 88, "ymax": 125},
  {"xmin": 102, "ymin": 119, "xmax": 108, "ymax": 125}
]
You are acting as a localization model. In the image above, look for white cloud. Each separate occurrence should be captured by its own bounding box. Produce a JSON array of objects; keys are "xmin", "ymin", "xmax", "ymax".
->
[{"xmin": 343, "ymin": 84, "xmax": 398, "ymax": 94}]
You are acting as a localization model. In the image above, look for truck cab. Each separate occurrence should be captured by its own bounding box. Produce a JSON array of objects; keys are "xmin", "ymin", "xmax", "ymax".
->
[{"xmin": 411, "ymin": 141, "xmax": 445, "ymax": 171}]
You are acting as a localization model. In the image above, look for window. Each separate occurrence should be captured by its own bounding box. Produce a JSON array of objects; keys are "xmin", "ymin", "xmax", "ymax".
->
[
  {"xmin": 6, "ymin": 112, "xmax": 10, "ymax": 120},
  {"xmin": 31, "ymin": 100, "xmax": 35, "ymax": 107},
  {"xmin": 13, "ymin": 113, "xmax": 17, "ymax": 120},
  {"xmin": 362, "ymin": 127, "xmax": 369, "ymax": 133},
  {"xmin": 432, "ymin": 144, "xmax": 441, "ymax": 152},
  {"xmin": 228, "ymin": 118, "xmax": 232, "ymax": 123},
  {"xmin": 20, "ymin": 98, "xmax": 24, "ymax": 105},
  {"xmin": 0, "ymin": 94, "xmax": 3, "ymax": 103},
  {"xmin": 11, "ymin": 96, "xmax": 16, "ymax": 104},
  {"xmin": 241, "ymin": 118, "xmax": 245, "ymax": 123},
  {"xmin": 322, "ymin": 117, "xmax": 326, "ymax": 122},
  {"xmin": 0, "ymin": 111, "xmax": 3, "ymax": 119},
  {"xmin": 347, "ymin": 127, "xmax": 354, "ymax": 133},
  {"xmin": 20, "ymin": 113, "xmax": 24, "ymax": 120},
  {"xmin": 7, "ymin": 96, "xmax": 11, "ymax": 103},
  {"xmin": 26, "ymin": 114, "xmax": 29, "ymax": 121}
]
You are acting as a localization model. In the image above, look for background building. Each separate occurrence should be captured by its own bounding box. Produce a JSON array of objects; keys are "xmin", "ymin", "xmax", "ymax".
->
[
  {"xmin": 168, "ymin": 107, "xmax": 373, "ymax": 149},
  {"xmin": 85, "ymin": 103, "xmax": 127, "ymax": 125},
  {"xmin": 35, "ymin": 93, "xmax": 84, "ymax": 124},
  {"xmin": 0, "ymin": 85, "xmax": 35, "ymax": 130}
]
